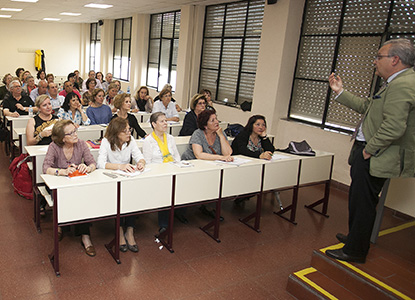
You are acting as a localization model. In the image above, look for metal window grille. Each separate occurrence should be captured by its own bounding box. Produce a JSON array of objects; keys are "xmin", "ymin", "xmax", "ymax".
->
[
  {"xmin": 147, "ymin": 11, "xmax": 181, "ymax": 92},
  {"xmin": 113, "ymin": 17, "xmax": 132, "ymax": 81},
  {"xmin": 289, "ymin": 0, "xmax": 415, "ymax": 133},
  {"xmin": 199, "ymin": 0, "xmax": 265, "ymax": 106},
  {"xmin": 90, "ymin": 23, "xmax": 101, "ymax": 72}
]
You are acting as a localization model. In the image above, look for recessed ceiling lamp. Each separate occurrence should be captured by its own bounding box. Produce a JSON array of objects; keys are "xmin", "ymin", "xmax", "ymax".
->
[
  {"xmin": 43, "ymin": 18, "xmax": 60, "ymax": 21},
  {"xmin": 0, "ymin": 14, "xmax": 12, "ymax": 18},
  {"xmin": 11, "ymin": 0, "xmax": 38, "ymax": 3},
  {"xmin": 84, "ymin": 3, "xmax": 113, "ymax": 9},
  {"xmin": 60, "ymin": 12, "xmax": 82, "ymax": 16},
  {"xmin": 1, "ymin": 8, "xmax": 23, "ymax": 11}
]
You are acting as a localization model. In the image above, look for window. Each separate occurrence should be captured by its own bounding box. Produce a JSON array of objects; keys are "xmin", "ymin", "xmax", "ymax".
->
[
  {"xmin": 199, "ymin": 0, "xmax": 265, "ymax": 106},
  {"xmin": 90, "ymin": 23, "xmax": 101, "ymax": 71},
  {"xmin": 113, "ymin": 17, "xmax": 132, "ymax": 81},
  {"xmin": 289, "ymin": 0, "xmax": 415, "ymax": 133},
  {"xmin": 147, "ymin": 11, "xmax": 181, "ymax": 91}
]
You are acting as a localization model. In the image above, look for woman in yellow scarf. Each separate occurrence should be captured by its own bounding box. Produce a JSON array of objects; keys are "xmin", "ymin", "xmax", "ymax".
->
[{"xmin": 143, "ymin": 112, "xmax": 184, "ymax": 232}]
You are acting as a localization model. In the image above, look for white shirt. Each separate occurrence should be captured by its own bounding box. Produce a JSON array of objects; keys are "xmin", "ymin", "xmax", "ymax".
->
[
  {"xmin": 81, "ymin": 78, "xmax": 103, "ymax": 93},
  {"xmin": 152, "ymin": 100, "xmax": 179, "ymax": 119},
  {"xmin": 143, "ymin": 133, "xmax": 181, "ymax": 164},
  {"xmin": 49, "ymin": 95, "xmax": 64, "ymax": 109},
  {"xmin": 97, "ymin": 136, "xmax": 144, "ymax": 169}
]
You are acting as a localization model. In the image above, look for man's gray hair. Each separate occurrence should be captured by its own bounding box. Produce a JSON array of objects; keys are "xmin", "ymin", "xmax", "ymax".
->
[
  {"xmin": 384, "ymin": 38, "xmax": 415, "ymax": 67},
  {"xmin": 9, "ymin": 80, "xmax": 21, "ymax": 90}
]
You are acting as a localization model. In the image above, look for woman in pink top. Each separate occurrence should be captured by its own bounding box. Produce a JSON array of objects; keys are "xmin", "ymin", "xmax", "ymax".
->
[{"xmin": 43, "ymin": 120, "xmax": 97, "ymax": 257}]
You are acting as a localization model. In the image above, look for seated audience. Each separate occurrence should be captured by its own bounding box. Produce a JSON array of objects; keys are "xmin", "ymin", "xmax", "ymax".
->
[
  {"xmin": 82, "ymin": 70, "xmax": 102, "ymax": 92},
  {"xmin": 101, "ymin": 73, "xmax": 113, "ymax": 92},
  {"xmin": 86, "ymin": 88, "xmax": 112, "ymax": 124},
  {"xmin": 154, "ymin": 84, "xmax": 182, "ymax": 111},
  {"xmin": 15, "ymin": 67, "xmax": 24, "ymax": 78},
  {"xmin": 30, "ymin": 80, "xmax": 48, "ymax": 101},
  {"xmin": 200, "ymin": 89, "xmax": 214, "ymax": 110},
  {"xmin": 111, "ymin": 93, "xmax": 146, "ymax": 138},
  {"xmin": 26, "ymin": 94, "xmax": 58, "ymax": 146},
  {"xmin": 113, "ymin": 80, "xmax": 123, "ymax": 94},
  {"xmin": 46, "ymin": 73, "xmax": 54, "ymax": 84},
  {"xmin": 104, "ymin": 82, "xmax": 119, "ymax": 112},
  {"xmin": 179, "ymin": 94, "xmax": 206, "ymax": 136},
  {"xmin": 132, "ymin": 86, "xmax": 153, "ymax": 113},
  {"xmin": 59, "ymin": 80, "xmax": 82, "ymax": 99},
  {"xmin": 22, "ymin": 75, "xmax": 37, "ymax": 95},
  {"xmin": 67, "ymin": 72, "xmax": 80, "ymax": 91},
  {"xmin": 231, "ymin": 115, "xmax": 274, "ymax": 160},
  {"xmin": 143, "ymin": 112, "xmax": 184, "ymax": 232},
  {"xmin": 97, "ymin": 117, "xmax": 146, "ymax": 252},
  {"xmin": 3, "ymin": 80, "xmax": 37, "ymax": 117},
  {"xmin": 43, "ymin": 120, "xmax": 96, "ymax": 256},
  {"xmin": 152, "ymin": 86, "xmax": 179, "ymax": 122},
  {"xmin": 81, "ymin": 78, "xmax": 97, "ymax": 106},
  {"xmin": 35, "ymin": 70, "xmax": 46, "ymax": 85},
  {"xmin": 48, "ymin": 82, "xmax": 65, "ymax": 114},
  {"xmin": 181, "ymin": 109, "xmax": 233, "ymax": 220},
  {"xmin": 20, "ymin": 70, "xmax": 31, "ymax": 87},
  {"xmin": 0, "ymin": 73, "xmax": 13, "ymax": 100},
  {"xmin": 74, "ymin": 70, "xmax": 83, "ymax": 89},
  {"xmin": 96, "ymin": 72, "xmax": 104, "ymax": 84},
  {"xmin": 58, "ymin": 92, "xmax": 90, "ymax": 126}
]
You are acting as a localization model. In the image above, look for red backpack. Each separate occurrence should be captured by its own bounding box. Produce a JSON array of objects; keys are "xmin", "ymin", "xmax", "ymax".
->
[{"xmin": 9, "ymin": 153, "xmax": 33, "ymax": 200}]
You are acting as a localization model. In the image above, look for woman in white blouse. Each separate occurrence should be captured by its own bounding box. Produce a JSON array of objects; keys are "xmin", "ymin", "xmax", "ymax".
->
[
  {"xmin": 143, "ymin": 112, "xmax": 184, "ymax": 232},
  {"xmin": 58, "ymin": 92, "xmax": 90, "ymax": 126},
  {"xmin": 97, "ymin": 117, "xmax": 146, "ymax": 252}
]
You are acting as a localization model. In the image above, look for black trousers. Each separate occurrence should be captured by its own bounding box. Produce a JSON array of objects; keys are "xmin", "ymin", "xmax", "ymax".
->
[{"xmin": 343, "ymin": 143, "xmax": 386, "ymax": 257}]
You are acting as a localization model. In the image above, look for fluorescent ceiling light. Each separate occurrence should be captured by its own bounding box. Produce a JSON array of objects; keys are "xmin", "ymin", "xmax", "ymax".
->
[
  {"xmin": 1, "ymin": 8, "xmax": 23, "ymax": 11},
  {"xmin": 43, "ymin": 18, "xmax": 60, "ymax": 21},
  {"xmin": 84, "ymin": 3, "xmax": 113, "ymax": 9},
  {"xmin": 11, "ymin": 0, "xmax": 38, "ymax": 3},
  {"xmin": 0, "ymin": 14, "xmax": 12, "ymax": 18},
  {"xmin": 60, "ymin": 12, "xmax": 82, "ymax": 16}
]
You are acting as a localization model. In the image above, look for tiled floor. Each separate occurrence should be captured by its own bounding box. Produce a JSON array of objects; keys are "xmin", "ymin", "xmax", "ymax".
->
[{"xmin": 0, "ymin": 148, "xmax": 412, "ymax": 300}]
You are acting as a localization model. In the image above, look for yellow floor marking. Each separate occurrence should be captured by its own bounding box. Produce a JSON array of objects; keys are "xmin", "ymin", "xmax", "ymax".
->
[
  {"xmin": 318, "ymin": 221, "xmax": 415, "ymax": 300},
  {"xmin": 294, "ymin": 267, "xmax": 338, "ymax": 300}
]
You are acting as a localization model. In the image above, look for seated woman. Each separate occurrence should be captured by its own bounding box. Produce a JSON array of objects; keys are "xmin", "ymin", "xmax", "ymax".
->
[
  {"xmin": 154, "ymin": 83, "xmax": 182, "ymax": 112},
  {"xmin": 132, "ymin": 86, "xmax": 153, "ymax": 113},
  {"xmin": 179, "ymin": 94, "xmax": 206, "ymax": 136},
  {"xmin": 152, "ymin": 86, "xmax": 179, "ymax": 122},
  {"xmin": 22, "ymin": 75, "xmax": 37, "ymax": 95},
  {"xmin": 81, "ymin": 78, "xmax": 96, "ymax": 106},
  {"xmin": 58, "ymin": 92, "xmax": 91, "ymax": 126},
  {"xmin": 231, "ymin": 115, "xmax": 274, "ymax": 160},
  {"xmin": 43, "ymin": 120, "xmax": 97, "ymax": 256},
  {"xmin": 35, "ymin": 70, "xmax": 46, "ymax": 85},
  {"xmin": 97, "ymin": 118, "xmax": 146, "ymax": 252},
  {"xmin": 200, "ymin": 89, "xmax": 214, "ymax": 110},
  {"xmin": 112, "ymin": 93, "xmax": 146, "ymax": 139},
  {"xmin": 0, "ymin": 73, "xmax": 12, "ymax": 100},
  {"xmin": 46, "ymin": 73, "xmax": 54, "ymax": 84},
  {"xmin": 26, "ymin": 95, "xmax": 59, "ymax": 146},
  {"xmin": 104, "ymin": 82, "xmax": 119, "ymax": 113},
  {"xmin": 181, "ymin": 109, "xmax": 233, "ymax": 219},
  {"xmin": 86, "ymin": 88, "xmax": 112, "ymax": 124},
  {"xmin": 143, "ymin": 112, "xmax": 183, "ymax": 231}
]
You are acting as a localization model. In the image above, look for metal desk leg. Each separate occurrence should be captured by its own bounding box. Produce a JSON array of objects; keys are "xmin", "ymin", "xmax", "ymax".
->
[{"xmin": 370, "ymin": 179, "xmax": 390, "ymax": 244}]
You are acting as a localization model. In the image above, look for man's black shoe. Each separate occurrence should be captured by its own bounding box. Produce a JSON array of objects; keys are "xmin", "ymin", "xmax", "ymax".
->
[
  {"xmin": 326, "ymin": 248, "xmax": 366, "ymax": 264},
  {"xmin": 336, "ymin": 233, "xmax": 347, "ymax": 244}
]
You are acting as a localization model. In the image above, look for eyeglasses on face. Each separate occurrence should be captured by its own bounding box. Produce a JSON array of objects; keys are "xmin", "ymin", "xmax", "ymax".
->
[
  {"xmin": 64, "ymin": 128, "xmax": 78, "ymax": 136},
  {"xmin": 122, "ymin": 127, "xmax": 133, "ymax": 134}
]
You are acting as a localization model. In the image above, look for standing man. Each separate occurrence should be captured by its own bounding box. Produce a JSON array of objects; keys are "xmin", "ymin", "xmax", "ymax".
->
[{"xmin": 327, "ymin": 39, "xmax": 415, "ymax": 263}]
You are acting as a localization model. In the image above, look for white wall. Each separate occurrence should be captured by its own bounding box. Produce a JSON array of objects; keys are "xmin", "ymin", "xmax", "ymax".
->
[{"xmin": 0, "ymin": 19, "xmax": 82, "ymax": 78}]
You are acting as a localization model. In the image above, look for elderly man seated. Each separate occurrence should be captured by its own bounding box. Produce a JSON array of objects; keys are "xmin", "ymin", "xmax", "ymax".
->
[
  {"xmin": 30, "ymin": 79, "xmax": 48, "ymax": 102},
  {"xmin": 3, "ymin": 80, "xmax": 38, "ymax": 117}
]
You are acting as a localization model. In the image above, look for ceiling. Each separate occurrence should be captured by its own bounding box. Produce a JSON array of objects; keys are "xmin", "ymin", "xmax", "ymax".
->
[{"xmin": 0, "ymin": 0, "xmax": 236, "ymax": 23}]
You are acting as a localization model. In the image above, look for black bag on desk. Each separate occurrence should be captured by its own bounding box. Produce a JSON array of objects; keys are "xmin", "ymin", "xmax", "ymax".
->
[
  {"xmin": 278, "ymin": 140, "xmax": 315, "ymax": 156},
  {"xmin": 224, "ymin": 123, "xmax": 244, "ymax": 137}
]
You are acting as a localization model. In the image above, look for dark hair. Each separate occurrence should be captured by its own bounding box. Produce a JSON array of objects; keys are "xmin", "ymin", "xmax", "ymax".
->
[
  {"xmin": 46, "ymin": 73, "xmax": 54, "ymax": 81},
  {"xmin": 197, "ymin": 109, "xmax": 216, "ymax": 130},
  {"xmin": 150, "ymin": 112, "xmax": 165, "ymax": 129},
  {"xmin": 96, "ymin": 72, "xmax": 103, "ymax": 81},
  {"xmin": 36, "ymin": 70, "xmax": 46, "ymax": 80},
  {"xmin": 105, "ymin": 117, "xmax": 130, "ymax": 151},
  {"xmin": 244, "ymin": 115, "xmax": 267, "ymax": 134},
  {"xmin": 190, "ymin": 93, "xmax": 206, "ymax": 110},
  {"xmin": 62, "ymin": 92, "xmax": 81, "ymax": 112},
  {"xmin": 52, "ymin": 120, "xmax": 75, "ymax": 147},
  {"xmin": 86, "ymin": 78, "xmax": 97, "ymax": 90},
  {"xmin": 15, "ymin": 68, "xmax": 24, "ymax": 77},
  {"xmin": 199, "ymin": 89, "xmax": 211, "ymax": 96},
  {"xmin": 67, "ymin": 72, "xmax": 76, "ymax": 81}
]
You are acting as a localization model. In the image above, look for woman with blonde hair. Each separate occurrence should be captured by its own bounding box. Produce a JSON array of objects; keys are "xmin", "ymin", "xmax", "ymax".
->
[{"xmin": 112, "ymin": 93, "xmax": 146, "ymax": 138}]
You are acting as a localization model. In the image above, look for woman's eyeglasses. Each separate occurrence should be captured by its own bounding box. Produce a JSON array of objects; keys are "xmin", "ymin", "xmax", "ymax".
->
[
  {"xmin": 123, "ymin": 127, "xmax": 133, "ymax": 134},
  {"xmin": 64, "ymin": 129, "xmax": 78, "ymax": 136}
]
